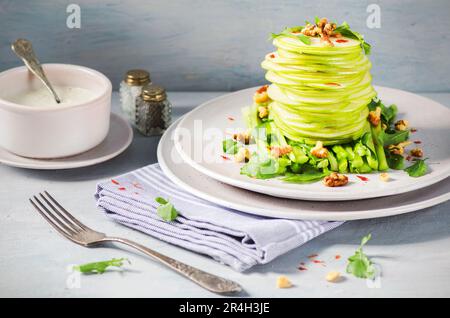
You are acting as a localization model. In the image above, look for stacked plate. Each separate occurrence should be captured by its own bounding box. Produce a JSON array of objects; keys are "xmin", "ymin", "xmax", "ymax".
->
[{"xmin": 157, "ymin": 86, "xmax": 450, "ymax": 221}]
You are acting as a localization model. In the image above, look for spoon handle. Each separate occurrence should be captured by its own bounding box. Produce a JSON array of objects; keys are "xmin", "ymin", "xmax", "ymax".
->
[{"xmin": 11, "ymin": 39, "xmax": 61, "ymax": 104}]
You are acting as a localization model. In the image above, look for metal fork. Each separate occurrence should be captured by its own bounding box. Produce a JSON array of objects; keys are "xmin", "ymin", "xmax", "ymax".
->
[{"xmin": 29, "ymin": 191, "xmax": 242, "ymax": 294}]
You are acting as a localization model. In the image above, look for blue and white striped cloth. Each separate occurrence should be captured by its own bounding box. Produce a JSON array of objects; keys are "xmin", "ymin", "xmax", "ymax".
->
[{"xmin": 95, "ymin": 164, "xmax": 342, "ymax": 271}]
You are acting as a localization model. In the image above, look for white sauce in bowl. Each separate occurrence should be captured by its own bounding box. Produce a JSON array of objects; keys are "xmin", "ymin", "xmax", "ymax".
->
[{"xmin": 7, "ymin": 86, "xmax": 96, "ymax": 107}]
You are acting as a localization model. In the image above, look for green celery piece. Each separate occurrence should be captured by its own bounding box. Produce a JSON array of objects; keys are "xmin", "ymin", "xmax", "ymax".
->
[
  {"xmin": 371, "ymin": 125, "xmax": 389, "ymax": 171},
  {"xmin": 361, "ymin": 133, "xmax": 379, "ymax": 170},
  {"xmin": 332, "ymin": 145, "xmax": 348, "ymax": 173},
  {"xmin": 346, "ymin": 145, "xmax": 364, "ymax": 169},
  {"xmin": 292, "ymin": 146, "xmax": 309, "ymax": 164},
  {"xmin": 354, "ymin": 160, "xmax": 373, "ymax": 173},
  {"xmin": 317, "ymin": 159, "xmax": 329, "ymax": 169},
  {"xmin": 242, "ymin": 103, "xmax": 261, "ymax": 131},
  {"xmin": 222, "ymin": 139, "xmax": 239, "ymax": 154},
  {"xmin": 74, "ymin": 258, "xmax": 129, "ymax": 274},
  {"xmin": 326, "ymin": 151, "xmax": 339, "ymax": 172}
]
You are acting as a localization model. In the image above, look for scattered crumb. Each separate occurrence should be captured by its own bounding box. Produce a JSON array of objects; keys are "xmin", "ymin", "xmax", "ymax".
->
[
  {"xmin": 379, "ymin": 172, "xmax": 390, "ymax": 182},
  {"xmin": 325, "ymin": 271, "xmax": 341, "ymax": 283},
  {"xmin": 276, "ymin": 276, "xmax": 293, "ymax": 288},
  {"xmin": 410, "ymin": 148, "xmax": 423, "ymax": 158}
]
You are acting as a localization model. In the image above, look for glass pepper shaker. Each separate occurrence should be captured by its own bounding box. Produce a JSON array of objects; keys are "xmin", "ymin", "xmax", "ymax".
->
[
  {"xmin": 119, "ymin": 69, "xmax": 151, "ymax": 125},
  {"xmin": 135, "ymin": 85, "xmax": 172, "ymax": 136}
]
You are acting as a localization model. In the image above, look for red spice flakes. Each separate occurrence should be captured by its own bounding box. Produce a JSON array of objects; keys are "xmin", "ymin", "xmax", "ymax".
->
[
  {"xmin": 411, "ymin": 128, "xmax": 418, "ymax": 133},
  {"xmin": 111, "ymin": 179, "xmax": 120, "ymax": 185},
  {"xmin": 336, "ymin": 39, "xmax": 348, "ymax": 43},
  {"xmin": 312, "ymin": 260, "xmax": 326, "ymax": 266},
  {"xmin": 300, "ymin": 262, "xmax": 306, "ymax": 266},
  {"xmin": 308, "ymin": 254, "xmax": 318, "ymax": 259},
  {"xmin": 133, "ymin": 182, "xmax": 143, "ymax": 189},
  {"xmin": 357, "ymin": 175, "xmax": 369, "ymax": 182},
  {"xmin": 335, "ymin": 255, "xmax": 341, "ymax": 260},
  {"xmin": 221, "ymin": 155, "xmax": 230, "ymax": 161},
  {"xmin": 325, "ymin": 82, "xmax": 341, "ymax": 86},
  {"xmin": 414, "ymin": 140, "xmax": 422, "ymax": 144},
  {"xmin": 227, "ymin": 116, "xmax": 235, "ymax": 121},
  {"xmin": 269, "ymin": 54, "xmax": 275, "ymax": 58},
  {"xmin": 118, "ymin": 187, "xmax": 126, "ymax": 191},
  {"xmin": 256, "ymin": 85, "xmax": 269, "ymax": 94},
  {"xmin": 298, "ymin": 265, "xmax": 308, "ymax": 271}
]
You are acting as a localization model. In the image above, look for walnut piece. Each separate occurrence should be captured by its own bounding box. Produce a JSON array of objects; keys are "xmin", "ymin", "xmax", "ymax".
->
[
  {"xmin": 232, "ymin": 131, "xmax": 250, "ymax": 145},
  {"xmin": 311, "ymin": 141, "xmax": 329, "ymax": 158},
  {"xmin": 270, "ymin": 145, "xmax": 293, "ymax": 158},
  {"xmin": 410, "ymin": 148, "xmax": 423, "ymax": 157},
  {"xmin": 301, "ymin": 18, "xmax": 337, "ymax": 46},
  {"xmin": 395, "ymin": 119, "xmax": 409, "ymax": 131},
  {"xmin": 276, "ymin": 276, "xmax": 293, "ymax": 289},
  {"xmin": 258, "ymin": 106, "xmax": 269, "ymax": 119},
  {"xmin": 368, "ymin": 107, "xmax": 381, "ymax": 126},
  {"xmin": 234, "ymin": 148, "xmax": 251, "ymax": 163},
  {"xmin": 323, "ymin": 172, "xmax": 349, "ymax": 187}
]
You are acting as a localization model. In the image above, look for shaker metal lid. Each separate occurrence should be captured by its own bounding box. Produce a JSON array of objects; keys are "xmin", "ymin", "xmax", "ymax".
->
[
  {"xmin": 141, "ymin": 84, "xmax": 166, "ymax": 102},
  {"xmin": 124, "ymin": 69, "xmax": 151, "ymax": 86}
]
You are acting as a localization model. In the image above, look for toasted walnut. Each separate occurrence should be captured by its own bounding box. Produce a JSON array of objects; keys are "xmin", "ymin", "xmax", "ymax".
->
[
  {"xmin": 254, "ymin": 91, "xmax": 269, "ymax": 104},
  {"xmin": 301, "ymin": 18, "xmax": 337, "ymax": 45},
  {"xmin": 323, "ymin": 173, "xmax": 349, "ymax": 187},
  {"xmin": 410, "ymin": 148, "xmax": 423, "ymax": 157},
  {"xmin": 388, "ymin": 145, "xmax": 404, "ymax": 155},
  {"xmin": 379, "ymin": 173, "xmax": 390, "ymax": 182},
  {"xmin": 234, "ymin": 148, "xmax": 251, "ymax": 163},
  {"xmin": 317, "ymin": 18, "xmax": 328, "ymax": 28},
  {"xmin": 276, "ymin": 276, "xmax": 293, "ymax": 289},
  {"xmin": 311, "ymin": 141, "xmax": 329, "ymax": 158},
  {"xmin": 368, "ymin": 107, "xmax": 381, "ymax": 126},
  {"xmin": 258, "ymin": 106, "xmax": 269, "ymax": 119},
  {"xmin": 270, "ymin": 145, "xmax": 293, "ymax": 158},
  {"xmin": 395, "ymin": 119, "xmax": 409, "ymax": 131},
  {"xmin": 232, "ymin": 131, "xmax": 251, "ymax": 145}
]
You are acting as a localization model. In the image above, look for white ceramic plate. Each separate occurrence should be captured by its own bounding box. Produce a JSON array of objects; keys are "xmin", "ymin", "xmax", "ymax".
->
[
  {"xmin": 0, "ymin": 113, "xmax": 132, "ymax": 170},
  {"xmin": 174, "ymin": 86, "xmax": 450, "ymax": 201},
  {"xmin": 159, "ymin": 119, "xmax": 450, "ymax": 220}
]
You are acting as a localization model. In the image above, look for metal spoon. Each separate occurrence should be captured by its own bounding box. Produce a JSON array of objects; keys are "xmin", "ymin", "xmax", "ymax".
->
[{"xmin": 11, "ymin": 38, "xmax": 61, "ymax": 104}]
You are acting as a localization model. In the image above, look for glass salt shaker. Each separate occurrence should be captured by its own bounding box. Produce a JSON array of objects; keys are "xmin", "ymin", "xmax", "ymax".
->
[
  {"xmin": 135, "ymin": 85, "xmax": 172, "ymax": 136},
  {"xmin": 119, "ymin": 69, "xmax": 151, "ymax": 124}
]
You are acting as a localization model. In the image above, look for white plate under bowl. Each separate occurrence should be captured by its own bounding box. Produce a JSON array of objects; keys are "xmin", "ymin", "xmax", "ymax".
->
[
  {"xmin": 174, "ymin": 86, "xmax": 450, "ymax": 201},
  {"xmin": 159, "ymin": 119, "xmax": 450, "ymax": 221},
  {"xmin": 0, "ymin": 113, "xmax": 132, "ymax": 170}
]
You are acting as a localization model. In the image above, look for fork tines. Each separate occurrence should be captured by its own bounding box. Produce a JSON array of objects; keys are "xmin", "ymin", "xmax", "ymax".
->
[{"xmin": 29, "ymin": 191, "xmax": 87, "ymax": 238}]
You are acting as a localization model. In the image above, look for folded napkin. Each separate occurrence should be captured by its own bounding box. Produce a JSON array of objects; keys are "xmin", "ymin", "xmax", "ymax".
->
[{"xmin": 95, "ymin": 164, "xmax": 342, "ymax": 271}]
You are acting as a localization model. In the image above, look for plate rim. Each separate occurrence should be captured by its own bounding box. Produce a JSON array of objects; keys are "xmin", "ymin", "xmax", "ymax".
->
[
  {"xmin": 158, "ymin": 118, "xmax": 450, "ymax": 221},
  {"xmin": 173, "ymin": 85, "xmax": 450, "ymax": 201},
  {"xmin": 0, "ymin": 113, "xmax": 133, "ymax": 170}
]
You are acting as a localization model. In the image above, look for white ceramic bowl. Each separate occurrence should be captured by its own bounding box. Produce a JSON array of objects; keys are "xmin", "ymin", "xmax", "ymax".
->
[{"xmin": 0, "ymin": 64, "xmax": 112, "ymax": 158}]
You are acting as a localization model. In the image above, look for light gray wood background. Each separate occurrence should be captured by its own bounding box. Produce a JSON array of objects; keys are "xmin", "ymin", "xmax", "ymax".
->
[{"xmin": 0, "ymin": 0, "xmax": 449, "ymax": 92}]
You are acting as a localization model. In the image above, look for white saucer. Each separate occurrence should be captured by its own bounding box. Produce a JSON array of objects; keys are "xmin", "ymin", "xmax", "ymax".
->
[
  {"xmin": 0, "ymin": 113, "xmax": 133, "ymax": 170},
  {"xmin": 159, "ymin": 118, "xmax": 450, "ymax": 221},
  {"xmin": 174, "ymin": 86, "xmax": 450, "ymax": 201}
]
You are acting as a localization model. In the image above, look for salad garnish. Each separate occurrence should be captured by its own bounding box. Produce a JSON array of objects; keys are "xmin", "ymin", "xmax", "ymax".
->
[
  {"xmin": 404, "ymin": 158, "xmax": 428, "ymax": 177},
  {"xmin": 155, "ymin": 197, "xmax": 178, "ymax": 221},
  {"xmin": 346, "ymin": 234, "xmax": 376, "ymax": 279},
  {"xmin": 73, "ymin": 258, "xmax": 130, "ymax": 274}
]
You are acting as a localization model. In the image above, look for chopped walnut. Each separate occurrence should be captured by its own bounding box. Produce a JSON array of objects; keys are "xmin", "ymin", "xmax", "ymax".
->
[
  {"xmin": 234, "ymin": 148, "xmax": 251, "ymax": 163},
  {"xmin": 301, "ymin": 18, "xmax": 337, "ymax": 46},
  {"xmin": 395, "ymin": 119, "xmax": 409, "ymax": 131},
  {"xmin": 368, "ymin": 107, "xmax": 381, "ymax": 126},
  {"xmin": 311, "ymin": 141, "xmax": 329, "ymax": 158},
  {"xmin": 270, "ymin": 145, "xmax": 293, "ymax": 158},
  {"xmin": 232, "ymin": 131, "xmax": 251, "ymax": 145},
  {"xmin": 254, "ymin": 91, "xmax": 269, "ymax": 104},
  {"xmin": 410, "ymin": 148, "xmax": 423, "ymax": 158},
  {"xmin": 323, "ymin": 172, "xmax": 349, "ymax": 187},
  {"xmin": 258, "ymin": 106, "xmax": 269, "ymax": 119},
  {"xmin": 388, "ymin": 145, "xmax": 404, "ymax": 155}
]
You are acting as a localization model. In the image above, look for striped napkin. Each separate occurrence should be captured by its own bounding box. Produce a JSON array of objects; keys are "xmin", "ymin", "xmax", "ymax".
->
[{"xmin": 95, "ymin": 164, "xmax": 342, "ymax": 271}]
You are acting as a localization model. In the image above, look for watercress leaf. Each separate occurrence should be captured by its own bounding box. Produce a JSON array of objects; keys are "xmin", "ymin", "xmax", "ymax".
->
[
  {"xmin": 383, "ymin": 130, "xmax": 409, "ymax": 147},
  {"xmin": 157, "ymin": 201, "xmax": 178, "ymax": 221},
  {"xmin": 74, "ymin": 258, "xmax": 129, "ymax": 274},
  {"xmin": 404, "ymin": 158, "xmax": 428, "ymax": 177},
  {"xmin": 360, "ymin": 233, "xmax": 372, "ymax": 247},
  {"xmin": 385, "ymin": 151, "xmax": 405, "ymax": 170},
  {"xmin": 296, "ymin": 34, "xmax": 311, "ymax": 45},
  {"xmin": 346, "ymin": 233, "xmax": 377, "ymax": 279},
  {"xmin": 222, "ymin": 139, "xmax": 239, "ymax": 154},
  {"xmin": 155, "ymin": 197, "xmax": 168, "ymax": 205}
]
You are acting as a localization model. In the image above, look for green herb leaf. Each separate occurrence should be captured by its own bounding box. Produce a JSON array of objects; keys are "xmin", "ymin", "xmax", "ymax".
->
[
  {"xmin": 282, "ymin": 171, "xmax": 328, "ymax": 183},
  {"xmin": 404, "ymin": 158, "xmax": 428, "ymax": 177},
  {"xmin": 385, "ymin": 151, "xmax": 405, "ymax": 170},
  {"xmin": 335, "ymin": 21, "xmax": 371, "ymax": 55},
  {"xmin": 222, "ymin": 139, "xmax": 239, "ymax": 154},
  {"xmin": 270, "ymin": 27, "xmax": 311, "ymax": 45},
  {"xmin": 346, "ymin": 234, "xmax": 376, "ymax": 279},
  {"xmin": 383, "ymin": 130, "xmax": 409, "ymax": 147},
  {"xmin": 241, "ymin": 154, "xmax": 290, "ymax": 179},
  {"xmin": 73, "ymin": 258, "xmax": 129, "ymax": 274},
  {"xmin": 155, "ymin": 197, "xmax": 178, "ymax": 221}
]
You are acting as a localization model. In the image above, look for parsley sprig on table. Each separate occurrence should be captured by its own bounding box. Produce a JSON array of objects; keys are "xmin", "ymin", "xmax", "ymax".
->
[
  {"xmin": 73, "ymin": 258, "xmax": 129, "ymax": 274},
  {"xmin": 155, "ymin": 197, "xmax": 178, "ymax": 221},
  {"xmin": 346, "ymin": 234, "xmax": 376, "ymax": 279}
]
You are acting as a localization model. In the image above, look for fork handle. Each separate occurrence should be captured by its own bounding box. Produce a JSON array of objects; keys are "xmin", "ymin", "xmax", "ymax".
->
[{"xmin": 103, "ymin": 237, "xmax": 241, "ymax": 294}]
